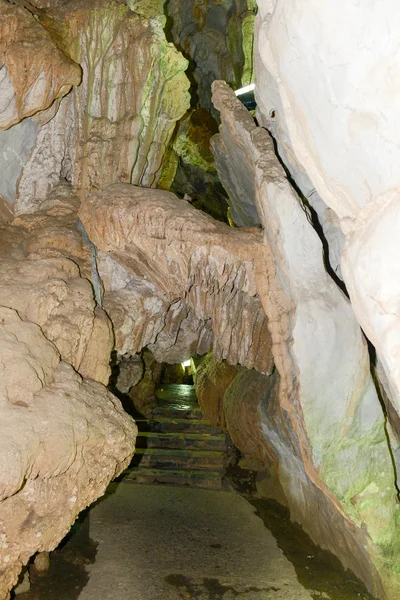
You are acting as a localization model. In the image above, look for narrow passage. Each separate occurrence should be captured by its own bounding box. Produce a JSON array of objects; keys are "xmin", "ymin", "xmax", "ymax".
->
[{"xmin": 21, "ymin": 383, "xmax": 374, "ymax": 600}]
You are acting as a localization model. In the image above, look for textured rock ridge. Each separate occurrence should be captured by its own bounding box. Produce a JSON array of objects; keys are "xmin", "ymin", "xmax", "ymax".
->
[
  {"xmin": 80, "ymin": 183, "xmax": 273, "ymax": 373},
  {"xmin": 0, "ymin": 186, "xmax": 137, "ymax": 599},
  {"xmin": 211, "ymin": 80, "xmax": 400, "ymax": 600},
  {"xmin": 0, "ymin": 184, "xmax": 113, "ymax": 383}
]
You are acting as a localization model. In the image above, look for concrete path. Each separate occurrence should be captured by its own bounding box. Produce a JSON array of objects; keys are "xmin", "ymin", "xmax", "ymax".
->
[{"xmin": 78, "ymin": 482, "xmax": 313, "ymax": 600}]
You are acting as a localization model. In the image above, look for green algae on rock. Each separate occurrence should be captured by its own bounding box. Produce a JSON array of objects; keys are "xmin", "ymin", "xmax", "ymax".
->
[{"xmin": 126, "ymin": 0, "xmax": 165, "ymax": 18}]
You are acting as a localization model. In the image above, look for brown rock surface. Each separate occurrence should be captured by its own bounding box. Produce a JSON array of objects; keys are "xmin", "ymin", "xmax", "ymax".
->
[
  {"xmin": 194, "ymin": 353, "xmax": 276, "ymax": 471},
  {"xmin": 0, "ymin": 185, "xmax": 137, "ymax": 599},
  {"xmin": 10, "ymin": 0, "xmax": 190, "ymax": 213},
  {"xmin": 0, "ymin": 307, "xmax": 136, "ymax": 600},
  {"xmin": 223, "ymin": 368, "xmax": 275, "ymax": 468},
  {"xmin": 128, "ymin": 349, "xmax": 162, "ymax": 416},
  {"xmin": 0, "ymin": 185, "xmax": 112, "ymax": 384},
  {"xmin": 80, "ymin": 183, "xmax": 274, "ymax": 373},
  {"xmin": 194, "ymin": 352, "xmax": 240, "ymax": 429},
  {"xmin": 0, "ymin": 0, "xmax": 81, "ymax": 130},
  {"xmin": 115, "ymin": 354, "xmax": 144, "ymax": 396}
]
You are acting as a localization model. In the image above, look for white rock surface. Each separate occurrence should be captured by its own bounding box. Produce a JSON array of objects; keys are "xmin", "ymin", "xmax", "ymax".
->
[
  {"xmin": 254, "ymin": 0, "xmax": 400, "ymax": 419},
  {"xmin": 211, "ymin": 80, "xmax": 400, "ymax": 599}
]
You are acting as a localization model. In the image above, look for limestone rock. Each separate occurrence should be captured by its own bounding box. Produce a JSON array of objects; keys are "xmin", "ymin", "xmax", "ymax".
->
[
  {"xmin": 116, "ymin": 354, "xmax": 144, "ymax": 395},
  {"xmin": 13, "ymin": 569, "xmax": 30, "ymax": 596},
  {"xmin": 0, "ymin": 0, "xmax": 190, "ymax": 215},
  {"xmin": 80, "ymin": 183, "xmax": 274, "ymax": 373},
  {"xmin": 194, "ymin": 352, "xmax": 240, "ymax": 429},
  {"xmin": 97, "ymin": 251, "xmax": 168, "ymax": 357},
  {"xmin": 126, "ymin": 0, "xmax": 165, "ymax": 18},
  {"xmin": 32, "ymin": 551, "xmax": 50, "ymax": 573},
  {"xmin": 223, "ymin": 368, "xmax": 275, "ymax": 469},
  {"xmin": 96, "ymin": 251, "xmax": 214, "ymax": 364},
  {"xmin": 148, "ymin": 301, "xmax": 215, "ymax": 364},
  {"xmin": 253, "ymin": 0, "xmax": 400, "ymax": 429},
  {"xmin": 166, "ymin": 0, "xmax": 255, "ymax": 114},
  {"xmin": 164, "ymin": 108, "xmax": 231, "ymax": 224},
  {"xmin": 128, "ymin": 349, "xmax": 162, "ymax": 416},
  {"xmin": 211, "ymin": 106, "xmax": 259, "ymax": 227},
  {"xmin": 211, "ymin": 80, "xmax": 399, "ymax": 600},
  {"xmin": 0, "ymin": 185, "xmax": 113, "ymax": 385},
  {"xmin": 0, "ymin": 307, "xmax": 136, "ymax": 600},
  {"xmin": 0, "ymin": 185, "xmax": 136, "ymax": 599},
  {"xmin": 0, "ymin": 0, "xmax": 81, "ymax": 131},
  {"xmin": 173, "ymin": 109, "xmax": 217, "ymax": 174},
  {"xmin": 169, "ymin": 159, "xmax": 230, "ymax": 224}
]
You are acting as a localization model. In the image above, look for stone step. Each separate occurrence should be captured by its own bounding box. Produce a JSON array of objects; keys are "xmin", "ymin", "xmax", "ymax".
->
[
  {"xmin": 123, "ymin": 468, "xmax": 223, "ymax": 490},
  {"xmin": 156, "ymin": 384, "xmax": 197, "ymax": 403},
  {"xmin": 151, "ymin": 405, "xmax": 203, "ymax": 420},
  {"xmin": 133, "ymin": 447, "xmax": 225, "ymax": 471},
  {"xmin": 135, "ymin": 417, "xmax": 221, "ymax": 434},
  {"xmin": 136, "ymin": 431, "xmax": 226, "ymax": 451}
]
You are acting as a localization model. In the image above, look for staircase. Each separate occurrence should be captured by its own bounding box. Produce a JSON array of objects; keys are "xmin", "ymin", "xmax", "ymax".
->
[{"xmin": 123, "ymin": 385, "xmax": 226, "ymax": 490}]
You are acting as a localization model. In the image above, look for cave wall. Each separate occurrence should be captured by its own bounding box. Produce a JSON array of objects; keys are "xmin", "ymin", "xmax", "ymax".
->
[
  {"xmin": 166, "ymin": 0, "xmax": 256, "ymax": 114},
  {"xmin": 0, "ymin": 0, "xmax": 190, "ymax": 215},
  {"xmin": 254, "ymin": 0, "xmax": 400, "ymax": 432},
  {"xmin": 211, "ymin": 81, "xmax": 400, "ymax": 599},
  {"xmin": 1, "ymin": 1, "xmax": 400, "ymax": 599},
  {"xmin": 0, "ymin": 184, "xmax": 137, "ymax": 600},
  {"xmin": 0, "ymin": 1, "xmax": 192, "ymax": 596},
  {"xmin": 162, "ymin": 0, "xmax": 257, "ymax": 222},
  {"xmin": 79, "ymin": 182, "xmax": 274, "ymax": 373}
]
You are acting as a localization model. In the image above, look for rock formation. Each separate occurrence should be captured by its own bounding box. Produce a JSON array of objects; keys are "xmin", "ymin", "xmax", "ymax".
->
[
  {"xmin": 80, "ymin": 182, "xmax": 273, "ymax": 374},
  {"xmin": 126, "ymin": 349, "xmax": 163, "ymax": 416},
  {"xmin": 0, "ymin": 1, "xmax": 81, "ymax": 130},
  {"xmin": 211, "ymin": 80, "xmax": 400, "ymax": 599},
  {"xmin": 1, "ymin": 0, "xmax": 400, "ymax": 599},
  {"xmin": 0, "ymin": 11, "xmax": 191, "ymax": 590},
  {"xmin": 166, "ymin": 0, "xmax": 256, "ymax": 114},
  {"xmin": 254, "ymin": 0, "xmax": 400, "ymax": 430},
  {"xmin": 194, "ymin": 352, "xmax": 240, "ymax": 429},
  {"xmin": 160, "ymin": 107, "xmax": 231, "ymax": 223},
  {"xmin": 0, "ymin": 185, "xmax": 137, "ymax": 599},
  {"xmin": 0, "ymin": 0, "xmax": 190, "ymax": 216}
]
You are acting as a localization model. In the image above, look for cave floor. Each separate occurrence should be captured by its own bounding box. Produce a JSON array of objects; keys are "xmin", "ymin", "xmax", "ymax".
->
[{"xmin": 22, "ymin": 482, "xmax": 374, "ymax": 600}]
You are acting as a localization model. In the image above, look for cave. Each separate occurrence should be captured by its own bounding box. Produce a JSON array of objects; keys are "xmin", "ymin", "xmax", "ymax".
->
[{"xmin": 1, "ymin": 0, "xmax": 400, "ymax": 599}]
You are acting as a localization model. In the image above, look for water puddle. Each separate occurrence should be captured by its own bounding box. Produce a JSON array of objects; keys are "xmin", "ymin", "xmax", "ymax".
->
[{"xmin": 246, "ymin": 496, "xmax": 374, "ymax": 600}]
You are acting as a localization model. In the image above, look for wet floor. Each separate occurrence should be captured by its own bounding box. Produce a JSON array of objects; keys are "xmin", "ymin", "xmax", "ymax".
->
[
  {"xmin": 20, "ymin": 482, "xmax": 374, "ymax": 600},
  {"xmin": 247, "ymin": 497, "xmax": 373, "ymax": 600},
  {"xmin": 156, "ymin": 384, "xmax": 198, "ymax": 411}
]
